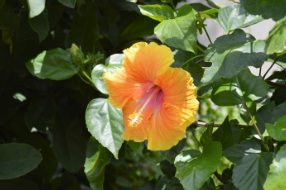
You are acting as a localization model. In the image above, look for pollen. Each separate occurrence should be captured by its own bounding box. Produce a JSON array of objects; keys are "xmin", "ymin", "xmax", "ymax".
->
[{"xmin": 128, "ymin": 111, "xmax": 143, "ymax": 127}]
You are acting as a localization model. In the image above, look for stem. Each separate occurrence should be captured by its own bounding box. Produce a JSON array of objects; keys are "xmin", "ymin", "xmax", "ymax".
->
[
  {"xmin": 259, "ymin": 67, "xmax": 262, "ymax": 76},
  {"xmin": 81, "ymin": 70, "xmax": 94, "ymax": 85},
  {"xmin": 263, "ymin": 56, "xmax": 280, "ymax": 79},
  {"xmin": 180, "ymin": 54, "xmax": 205, "ymax": 68},
  {"xmin": 202, "ymin": 25, "xmax": 212, "ymax": 44},
  {"xmin": 77, "ymin": 73, "xmax": 91, "ymax": 85},
  {"xmin": 191, "ymin": 129, "xmax": 202, "ymax": 148},
  {"xmin": 214, "ymin": 171, "xmax": 228, "ymax": 184},
  {"xmin": 243, "ymin": 102, "xmax": 269, "ymax": 151},
  {"xmin": 197, "ymin": 45, "xmax": 205, "ymax": 54},
  {"xmin": 192, "ymin": 121, "xmax": 249, "ymax": 128},
  {"xmin": 265, "ymin": 80, "xmax": 286, "ymax": 89},
  {"xmin": 170, "ymin": 2, "xmax": 178, "ymax": 14}
]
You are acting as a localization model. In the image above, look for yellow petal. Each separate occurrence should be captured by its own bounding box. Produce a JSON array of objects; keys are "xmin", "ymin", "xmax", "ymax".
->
[
  {"xmin": 147, "ymin": 68, "xmax": 199, "ymax": 150},
  {"xmin": 123, "ymin": 42, "xmax": 174, "ymax": 82},
  {"xmin": 103, "ymin": 68, "xmax": 153, "ymax": 109}
]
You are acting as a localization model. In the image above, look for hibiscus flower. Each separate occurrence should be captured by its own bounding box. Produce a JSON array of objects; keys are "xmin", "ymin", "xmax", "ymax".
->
[{"xmin": 103, "ymin": 42, "xmax": 199, "ymax": 151}]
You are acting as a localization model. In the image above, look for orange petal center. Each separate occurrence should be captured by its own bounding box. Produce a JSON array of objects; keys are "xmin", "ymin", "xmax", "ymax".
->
[{"xmin": 128, "ymin": 86, "xmax": 161, "ymax": 127}]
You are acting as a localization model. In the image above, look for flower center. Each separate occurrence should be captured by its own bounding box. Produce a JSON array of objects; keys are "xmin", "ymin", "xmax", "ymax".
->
[{"xmin": 128, "ymin": 86, "xmax": 161, "ymax": 127}]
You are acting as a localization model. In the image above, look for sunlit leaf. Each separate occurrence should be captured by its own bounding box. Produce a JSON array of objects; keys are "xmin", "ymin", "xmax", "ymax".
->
[
  {"xmin": 265, "ymin": 17, "xmax": 286, "ymax": 55},
  {"xmin": 26, "ymin": 0, "xmax": 45, "ymax": 18},
  {"xmin": 266, "ymin": 116, "xmax": 286, "ymax": 141},
  {"xmin": 155, "ymin": 4, "xmax": 197, "ymax": 53},
  {"xmin": 86, "ymin": 98, "xmax": 124, "ymax": 159},
  {"xmin": 217, "ymin": 5, "xmax": 264, "ymax": 32},
  {"xmin": 202, "ymin": 30, "xmax": 268, "ymax": 85},
  {"xmin": 139, "ymin": 5, "xmax": 174, "ymax": 22},
  {"xmin": 211, "ymin": 68, "xmax": 269, "ymax": 106},
  {"xmin": 175, "ymin": 142, "xmax": 222, "ymax": 190}
]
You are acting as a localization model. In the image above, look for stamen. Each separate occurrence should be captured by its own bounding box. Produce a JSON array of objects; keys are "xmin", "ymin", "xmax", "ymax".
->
[
  {"xmin": 128, "ymin": 86, "xmax": 161, "ymax": 127},
  {"xmin": 128, "ymin": 111, "xmax": 143, "ymax": 127}
]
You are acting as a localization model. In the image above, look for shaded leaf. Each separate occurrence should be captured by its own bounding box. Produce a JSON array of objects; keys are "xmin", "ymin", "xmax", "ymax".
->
[
  {"xmin": 120, "ymin": 14, "xmax": 158, "ymax": 42},
  {"xmin": 223, "ymin": 139, "xmax": 261, "ymax": 164},
  {"xmin": 0, "ymin": 3, "xmax": 19, "ymax": 30},
  {"xmin": 240, "ymin": 0, "xmax": 286, "ymax": 21},
  {"xmin": 139, "ymin": 5, "xmax": 174, "ymax": 22},
  {"xmin": 160, "ymin": 138, "xmax": 186, "ymax": 164},
  {"xmin": 86, "ymin": 98, "xmax": 124, "ymax": 159},
  {"xmin": 65, "ymin": 6, "xmax": 99, "ymax": 53},
  {"xmin": 53, "ymin": 119, "xmax": 87, "ymax": 173},
  {"xmin": 233, "ymin": 152, "xmax": 273, "ymax": 190},
  {"xmin": 26, "ymin": 48, "xmax": 79, "ymax": 80},
  {"xmin": 126, "ymin": 140, "xmax": 142, "ymax": 156},
  {"xmin": 202, "ymin": 30, "xmax": 268, "ymax": 85},
  {"xmin": 58, "ymin": 0, "xmax": 76, "ymax": 8},
  {"xmin": 211, "ymin": 68, "xmax": 269, "ymax": 106},
  {"xmin": 84, "ymin": 137, "xmax": 111, "ymax": 190},
  {"xmin": 0, "ymin": 178, "xmax": 38, "ymax": 190},
  {"xmin": 175, "ymin": 142, "xmax": 222, "ymax": 190},
  {"xmin": 212, "ymin": 117, "xmax": 234, "ymax": 150},
  {"xmin": 217, "ymin": 5, "xmax": 263, "ymax": 33},
  {"xmin": 155, "ymin": 4, "xmax": 197, "ymax": 53},
  {"xmin": 266, "ymin": 116, "xmax": 286, "ymax": 141},
  {"xmin": 29, "ymin": 8, "xmax": 49, "ymax": 42},
  {"xmin": 200, "ymin": 123, "xmax": 213, "ymax": 148},
  {"xmin": 0, "ymin": 143, "xmax": 42, "ymax": 179},
  {"xmin": 25, "ymin": 96, "xmax": 54, "ymax": 132},
  {"xmin": 239, "ymin": 101, "xmax": 256, "ymax": 124},
  {"xmin": 265, "ymin": 17, "xmax": 286, "ymax": 55},
  {"xmin": 264, "ymin": 144, "xmax": 286, "ymax": 190},
  {"xmin": 160, "ymin": 160, "xmax": 176, "ymax": 179}
]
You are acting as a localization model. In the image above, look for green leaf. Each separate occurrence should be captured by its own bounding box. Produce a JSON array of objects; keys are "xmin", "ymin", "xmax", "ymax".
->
[
  {"xmin": 212, "ymin": 116, "xmax": 234, "ymax": 151},
  {"xmin": 26, "ymin": 48, "xmax": 79, "ymax": 80},
  {"xmin": 253, "ymin": 101, "xmax": 286, "ymax": 135},
  {"xmin": 86, "ymin": 98, "xmax": 124, "ymax": 159},
  {"xmin": 266, "ymin": 116, "xmax": 286, "ymax": 141},
  {"xmin": 223, "ymin": 139, "xmax": 261, "ymax": 164},
  {"xmin": 58, "ymin": 0, "xmax": 76, "ymax": 8},
  {"xmin": 160, "ymin": 138, "xmax": 186, "ymax": 164},
  {"xmin": 175, "ymin": 142, "xmax": 222, "ymax": 190},
  {"xmin": 84, "ymin": 137, "xmax": 111, "ymax": 190},
  {"xmin": 223, "ymin": 183, "xmax": 238, "ymax": 190},
  {"xmin": 211, "ymin": 68, "xmax": 269, "ymax": 106},
  {"xmin": 155, "ymin": 4, "xmax": 197, "ymax": 54},
  {"xmin": 53, "ymin": 119, "xmax": 87, "ymax": 173},
  {"xmin": 0, "ymin": 178, "xmax": 38, "ymax": 190},
  {"xmin": 160, "ymin": 160, "xmax": 176, "ymax": 179},
  {"xmin": 200, "ymin": 123, "xmax": 213, "ymax": 148},
  {"xmin": 0, "ymin": 0, "xmax": 5, "ymax": 9},
  {"xmin": 27, "ymin": 0, "xmax": 45, "ymax": 18},
  {"xmin": 233, "ymin": 152, "xmax": 273, "ymax": 190},
  {"xmin": 120, "ymin": 14, "xmax": 158, "ymax": 42},
  {"xmin": 25, "ymin": 96, "xmax": 54, "ymax": 132},
  {"xmin": 29, "ymin": 8, "xmax": 49, "ymax": 42},
  {"xmin": 0, "ymin": 143, "xmax": 42, "ymax": 179},
  {"xmin": 265, "ymin": 17, "xmax": 286, "ymax": 55},
  {"xmin": 240, "ymin": 0, "xmax": 286, "ymax": 21},
  {"xmin": 138, "ymin": 5, "xmax": 174, "ymax": 22},
  {"xmin": 264, "ymin": 144, "xmax": 286, "ymax": 190},
  {"xmin": 217, "ymin": 5, "xmax": 264, "ymax": 33},
  {"xmin": 165, "ymin": 177, "xmax": 184, "ymax": 190},
  {"xmin": 126, "ymin": 140, "xmax": 142, "ymax": 156},
  {"xmin": 65, "ymin": 6, "xmax": 99, "ymax": 53},
  {"xmin": 202, "ymin": 29, "xmax": 268, "ymax": 85},
  {"xmin": 239, "ymin": 101, "xmax": 256, "ymax": 124},
  {"xmin": 184, "ymin": 63, "xmax": 204, "ymax": 87},
  {"xmin": 91, "ymin": 54, "xmax": 124, "ymax": 94},
  {"xmin": 0, "ymin": 4, "xmax": 20, "ymax": 30}
]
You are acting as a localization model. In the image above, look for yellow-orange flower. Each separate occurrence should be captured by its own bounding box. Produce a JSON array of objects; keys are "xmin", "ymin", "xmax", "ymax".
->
[{"xmin": 103, "ymin": 42, "xmax": 199, "ymax": 151}]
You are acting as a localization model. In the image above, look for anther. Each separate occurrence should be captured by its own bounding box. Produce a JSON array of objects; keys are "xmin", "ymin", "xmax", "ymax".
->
[{"xmin": 128, "ymin": 111, "xmax": 143, "ymax": 127}]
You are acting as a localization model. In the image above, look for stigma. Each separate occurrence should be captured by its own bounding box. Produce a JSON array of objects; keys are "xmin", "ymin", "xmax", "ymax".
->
[{"xmin": 128, "ymin": 111, "xmax": 143, "ymax": 127}]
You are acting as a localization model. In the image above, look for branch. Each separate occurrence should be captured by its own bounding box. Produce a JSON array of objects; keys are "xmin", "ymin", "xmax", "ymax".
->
[
  {"xmin": 192, "ymin": 121, "xmax": 249, "ymax": 128},
  {"xmin": 265, "ymin": 80, "xmax": 286, "ymax": 89},
  {"xmin": 214, "ymin": 171, "xmax": 229, "ymax": 184},
  {"xmin": 263, "ymin": 56, "xmax": 280, "ymax": 79}
]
